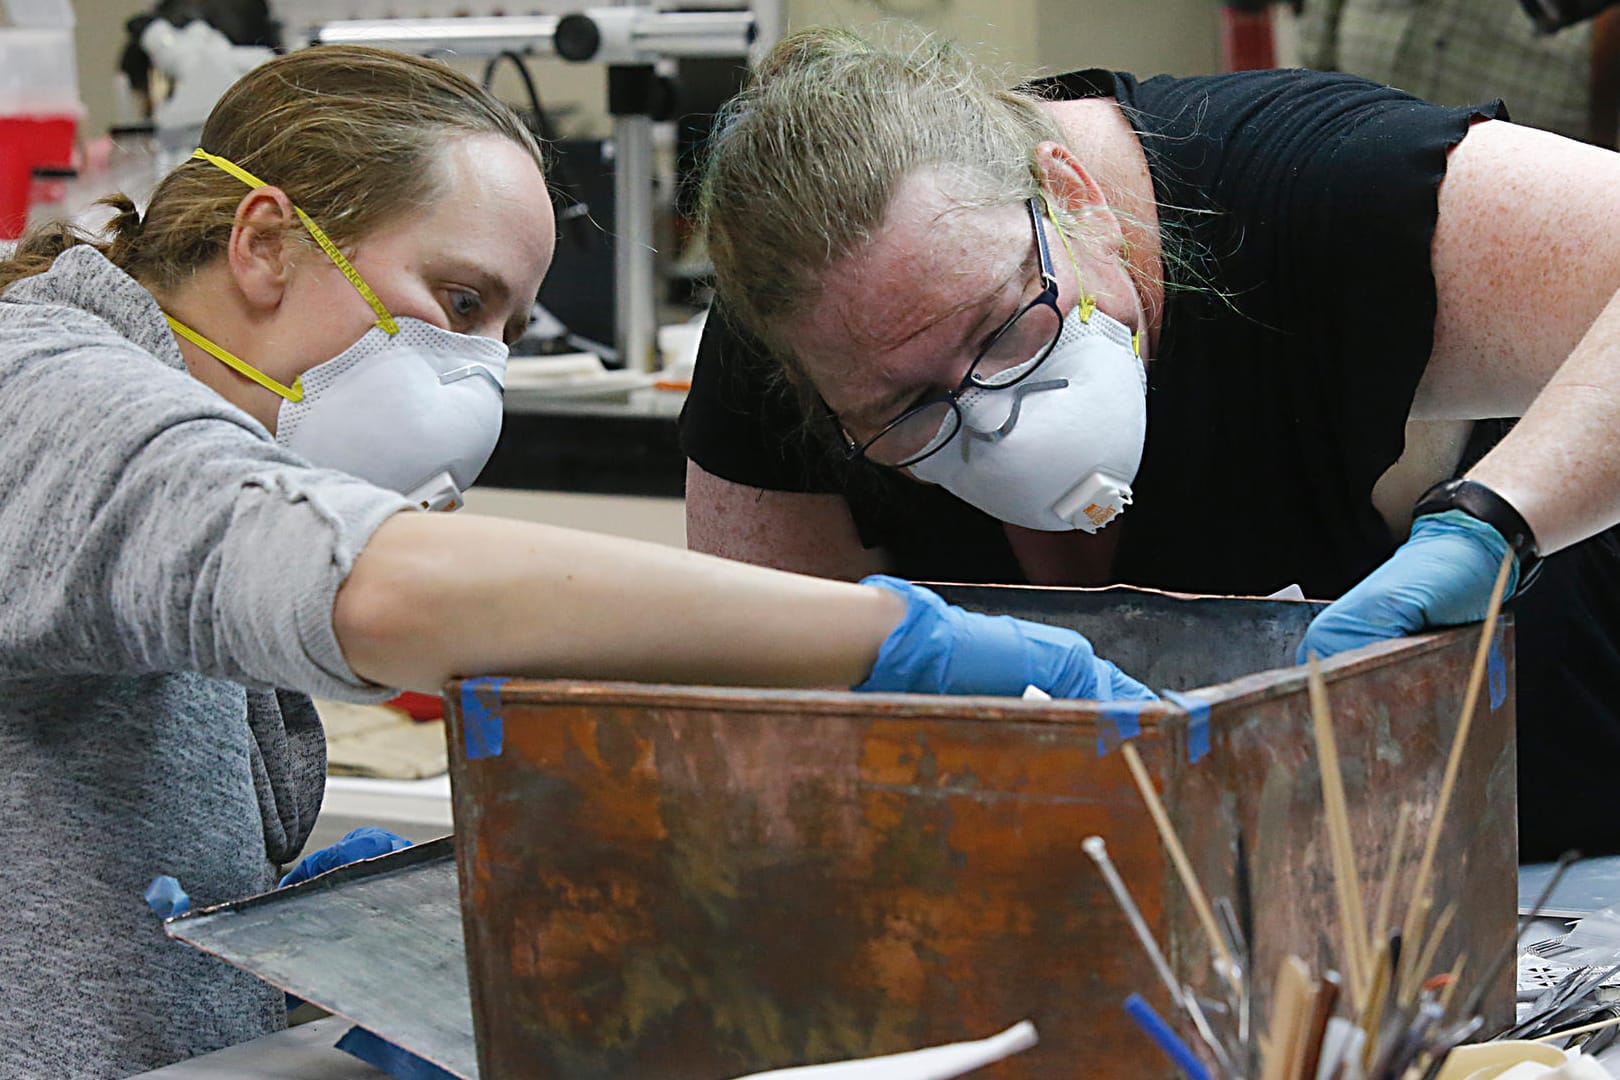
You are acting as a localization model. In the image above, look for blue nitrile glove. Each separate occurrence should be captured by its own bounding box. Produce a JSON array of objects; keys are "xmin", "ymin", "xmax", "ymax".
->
[
  {"xmin": 144, "ymin": 875, "xmax": 191, "ymax": 919},
  {"xmin": 336, "ymin": 1026, "xmax": 459, "ymax": 1080},
  {"xmin": 855, "ymin": 575, "xmax": 1159, "ymax": 701},
  {"xmin": 278, "ymin": 826, "xmax": 413, "ymax": 887},
  {"xmin": 1298, "ymin": 510, "xmax": 1517, "ymax": 662}
]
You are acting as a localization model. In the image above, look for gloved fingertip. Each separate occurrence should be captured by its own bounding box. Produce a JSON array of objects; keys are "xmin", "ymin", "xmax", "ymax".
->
[
  {"xmin": 281, "ymin": 827, "xmax": 416, "ymax": 888},
  {"xmin": 1297, "ymin": 634, "xmax": 1340, "ymax": 665},
  {"xmin": 1299, "ymin": 618, "xmax": 1397, "ymax": 663},
  {"xmin": 144, "ymin": 875, "xmax": 191, "ymax": 919},
  {"xmin": 1124, "ymin": 680, "xmax": 1162, "ymax": 702},
  {"xmin": 1083, "ymin": 654, "xmax": 1151, "ymax": 701},
  {"xmin": 339, "ymin": 826, "xmax": 414, "ymax": 856}
]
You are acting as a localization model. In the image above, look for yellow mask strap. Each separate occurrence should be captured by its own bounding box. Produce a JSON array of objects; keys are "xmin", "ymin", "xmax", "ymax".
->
[
  {"xmin": 190, "ymin": 147, "xmax": 399, "ymax": 336},
  {"xmin": 164, "ymin": 313, "xmax": 305, "ymax": 403},
  {"xmin": 1041, "ymin": 196, "xmax": 1140, "ymax": 357},
  {"xmin": 1042, "ymin": 196, "xmax": 1097, "ymax": 324}
]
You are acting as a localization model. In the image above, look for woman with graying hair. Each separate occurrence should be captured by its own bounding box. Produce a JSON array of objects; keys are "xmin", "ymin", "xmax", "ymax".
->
[
  {"xmin": 0, "ymin": 43, "xmax": 1154, "ymax": 1079},
  {"xmin": 683, "ymin": 26, "xmax": 1620, "ymax": 862}
]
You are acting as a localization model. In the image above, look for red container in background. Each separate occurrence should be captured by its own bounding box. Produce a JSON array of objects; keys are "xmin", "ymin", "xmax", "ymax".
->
[
  {"xmin": 0, "ymin": 25, "xmax": 83, "ymax": 242},
  {"xmin": 388, "ymin": 690, "xmax": 445, "ymax": 722},
  {"xmin": 0, "ymin": 113, "xmax": 77, "ymax": 239},
  {"xmin": 1220, "ymin": 3, "xmax": 1278, "ymax": 71}
]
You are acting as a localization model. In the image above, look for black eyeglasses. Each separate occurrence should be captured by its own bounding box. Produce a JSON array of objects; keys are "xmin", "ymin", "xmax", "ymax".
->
[{"xmin": 841, "ymin": 196, "xmax": 1066, "ymax": 469}]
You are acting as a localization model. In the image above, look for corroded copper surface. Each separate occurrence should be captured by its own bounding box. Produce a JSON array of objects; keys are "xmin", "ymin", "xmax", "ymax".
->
[{"xmin": 448, "ymin": 592, "xmax": 1516, "ymax": 1080}]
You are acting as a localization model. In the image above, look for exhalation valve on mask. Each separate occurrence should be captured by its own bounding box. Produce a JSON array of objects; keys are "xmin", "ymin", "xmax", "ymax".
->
[
  {"xmin": 406, "ymin": 471, "xmax": 467, "ymax": 513},
  {"xmin": 908, "ymin": 304, "xmax": 1148, "ymax": 534},
  {"xmin": 1052, "ymin": 470, "xmax": 1134, "ymax": 533}
]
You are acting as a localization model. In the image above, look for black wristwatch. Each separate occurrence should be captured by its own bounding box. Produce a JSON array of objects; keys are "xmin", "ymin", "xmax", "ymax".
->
[{"xmin": 1412, "ymin": 478, "xmax": 1544, "ymax": 597}]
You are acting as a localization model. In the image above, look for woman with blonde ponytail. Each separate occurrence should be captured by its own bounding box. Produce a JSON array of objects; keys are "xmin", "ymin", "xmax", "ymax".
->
[
  {"xmin": 684, "ymin": 26, "xmax": 1620, "ymax": 861},
  {"xmin": 0, "ymin": 42, "xmax": 1150, "ymax": 1079}
]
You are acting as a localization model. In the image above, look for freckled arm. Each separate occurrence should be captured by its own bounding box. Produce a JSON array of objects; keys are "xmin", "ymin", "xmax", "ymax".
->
[{"xmin": 1418, "ymin": 120, "xmax": 1620, "ymax": 554}]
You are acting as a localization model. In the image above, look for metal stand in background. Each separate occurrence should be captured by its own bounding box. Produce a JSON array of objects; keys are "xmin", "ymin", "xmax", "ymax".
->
[
  {"xmin": 312, "ymin": 9, "xmax": 756, "ymax": 373},
  {"xmin": 605, "ymin": 65, "xmax": 658, "ymax": 375},
  {"xmin": 307, "ymin": 15, "xmax": 562, "ymax": 54}
]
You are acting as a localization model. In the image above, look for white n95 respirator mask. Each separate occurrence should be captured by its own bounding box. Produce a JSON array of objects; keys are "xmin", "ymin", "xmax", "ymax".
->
[
  {"xmin": 908, "ymin": 303, "xmax": 1148, "ymax": 533},
  {"xmin": 274, "ymin": 319, "xmax": 508, "ymax": 512}
]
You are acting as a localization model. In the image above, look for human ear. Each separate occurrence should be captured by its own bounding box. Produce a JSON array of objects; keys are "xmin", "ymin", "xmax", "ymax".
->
[
  {"xmin": 1033, "ymin": 141, "xmax": 1107, "ymax": 213},
  {"xmin": 224, "ymin": 187, "xmax": 298, "ymax": 312},
  {"xmin": 1032, "ymin": 141, "xmax": 1124, "ymax": 251}
]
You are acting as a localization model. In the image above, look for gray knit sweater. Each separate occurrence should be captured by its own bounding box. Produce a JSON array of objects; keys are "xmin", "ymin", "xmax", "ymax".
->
[{"xmin": 0, "ymin": 246, "xmax": 411, "ymax": 1077}]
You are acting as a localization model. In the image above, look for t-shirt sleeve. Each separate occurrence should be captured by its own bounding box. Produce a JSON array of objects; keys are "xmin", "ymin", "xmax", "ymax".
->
[
  {"xmin": 1211, "ymin": 74, "xmax": 1505, "ymax": 501},
  {"xmin": 678, "ymin": 303, "xmax": 842, "ymax": 494},
  {"xmin": 1112, "ymin": 70, "xmax": 1507, "ymax": 597},
  {"xmin": 0, "ymin": 306, "xmax": 412, "ymax": 700}
]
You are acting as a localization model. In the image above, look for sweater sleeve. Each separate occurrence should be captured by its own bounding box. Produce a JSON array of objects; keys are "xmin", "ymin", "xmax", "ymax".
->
[{"xmin": 0, "ymin": 303, "xmax": 412, "ymax": 699}]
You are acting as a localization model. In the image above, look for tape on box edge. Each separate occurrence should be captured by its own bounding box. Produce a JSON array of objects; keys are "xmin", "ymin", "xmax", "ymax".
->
[
  {"xmin": 1160, "ymin": 689, "xmax": 1212, "ymax": 763},
  {"xmin": 460, "ymin": 676, "xmax": 509, "ymax": 760}
]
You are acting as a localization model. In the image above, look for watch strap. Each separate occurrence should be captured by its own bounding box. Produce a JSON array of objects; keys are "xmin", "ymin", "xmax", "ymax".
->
[{"xmin": 1412, "ymin": 478, "xmax": 1543, "ymax": 596}]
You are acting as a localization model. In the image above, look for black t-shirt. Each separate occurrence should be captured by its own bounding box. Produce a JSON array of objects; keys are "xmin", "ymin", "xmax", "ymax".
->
[{"xmin": 681, "ymin": 68, "xmax": 1620, "ymax": 858}]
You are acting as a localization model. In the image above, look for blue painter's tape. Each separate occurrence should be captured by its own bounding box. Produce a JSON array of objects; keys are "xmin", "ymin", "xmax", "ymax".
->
[
  {"xmin": 460, "ymin": 676, "xmax": 509, "ymax": 760},
  {"xmin": 1488, "ymin": 624, "xmax": 1507, "ymax": 712},
  {"xmin": 1161, "ymin": 690, "xmax": 1212, "ymax": 764},
  {"xmin": 1097, "ymin": 701, "xmax": 1145, "ymax": 756}
]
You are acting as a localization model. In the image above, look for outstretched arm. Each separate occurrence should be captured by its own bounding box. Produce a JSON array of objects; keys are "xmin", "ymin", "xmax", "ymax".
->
[
  {"xmin": 1304, "ymin": 119, "xmax": 1620, "ymax": 657},
  {"xmin": 1419, "ymin": 119, "xmax": 1620, "ymax": 555}
]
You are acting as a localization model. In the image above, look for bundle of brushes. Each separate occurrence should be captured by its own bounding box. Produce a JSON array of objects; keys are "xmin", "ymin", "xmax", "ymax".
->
[{"xmin": 1085, "ymin": 554, "xmax": 1613, "ymax": 1080}]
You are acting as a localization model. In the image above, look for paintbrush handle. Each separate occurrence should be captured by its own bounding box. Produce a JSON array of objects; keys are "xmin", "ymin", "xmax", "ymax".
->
[
  {"xmin": 1125, "ymin": 993, "xmax": 1212, "ymax": 1080},
  {"xmin": 1121, "ymin": 743, "xmax": 1237, "ymax": 979},
  {"xmin": 1083, "ymin": 836, "xmax": 1185, "ymax": 1012}
]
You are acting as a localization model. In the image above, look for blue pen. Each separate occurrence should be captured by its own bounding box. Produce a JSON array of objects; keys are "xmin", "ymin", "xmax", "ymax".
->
[{"xmin": 1124, "ymin": 992, "xmax": 1212, "ymax": 1080}]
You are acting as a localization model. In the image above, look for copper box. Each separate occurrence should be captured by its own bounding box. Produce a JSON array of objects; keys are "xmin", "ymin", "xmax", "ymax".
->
[{"xmin": 446, "ymin": 585, "xmax": 1517, "ymax": 1079}]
